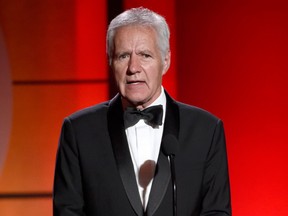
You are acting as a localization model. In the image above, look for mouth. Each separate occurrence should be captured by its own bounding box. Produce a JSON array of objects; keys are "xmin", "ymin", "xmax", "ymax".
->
[{"xmin": 126, "ymin": 80, "xmax": 145, "ymax": 84}]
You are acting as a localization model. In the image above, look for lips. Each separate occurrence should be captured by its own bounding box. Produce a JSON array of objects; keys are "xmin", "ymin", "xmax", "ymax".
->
[{"xmin": 126, "ymin": 80, "xmax": 145, "ymax": 84}]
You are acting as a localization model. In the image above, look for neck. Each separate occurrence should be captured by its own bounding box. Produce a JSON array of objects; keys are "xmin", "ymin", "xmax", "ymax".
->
[{"xmin": 121, "ymin": 98, "xmax": 150, "ymax": 111}]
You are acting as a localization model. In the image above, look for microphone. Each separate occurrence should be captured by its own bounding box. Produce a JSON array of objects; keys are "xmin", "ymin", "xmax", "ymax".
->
[
  {"xmin": 162, "ymin": 134, "xmax": 178, "ymax": 216},
  {"xmin": 162, "ymin": 134, "xmax": 178, "ymax": 156}
]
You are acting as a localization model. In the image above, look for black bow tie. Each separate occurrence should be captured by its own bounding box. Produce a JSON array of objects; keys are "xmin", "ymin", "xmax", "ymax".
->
[{"xmin": 124, "ymin": 105, "xmax": 163, "ymax": 128}]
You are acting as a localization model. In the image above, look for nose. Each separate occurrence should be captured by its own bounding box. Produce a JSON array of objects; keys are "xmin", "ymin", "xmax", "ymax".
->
[{"xmin": 128, "ymin": 53, "xmax": 141, "ymax": 74}]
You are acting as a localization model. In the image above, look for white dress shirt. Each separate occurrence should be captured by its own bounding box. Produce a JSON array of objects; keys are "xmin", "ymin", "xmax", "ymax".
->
[{"xmin": 125, "ymin": 87, "xmax": 166, "ymax": 209}]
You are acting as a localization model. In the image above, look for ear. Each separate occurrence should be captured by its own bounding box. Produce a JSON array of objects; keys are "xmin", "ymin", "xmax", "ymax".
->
[{"xmin": 162, "ymin": 50, "xmax": 171, "ymax": 75}]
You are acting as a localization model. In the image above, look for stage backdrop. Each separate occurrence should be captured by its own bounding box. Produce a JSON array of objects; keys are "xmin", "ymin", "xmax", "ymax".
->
[
  {"xmin": 0, "ymin": 0, "xmax": 287, "ymax": 215},
  {"xmin": 0, "ymin": 0, "xmax": 108, "ymax": 215}
]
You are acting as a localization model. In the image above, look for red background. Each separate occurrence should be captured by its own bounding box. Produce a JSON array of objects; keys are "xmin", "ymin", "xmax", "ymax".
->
[{"xmin": 0, "ymin": 0, "xmax": 287, "ymax": 215}]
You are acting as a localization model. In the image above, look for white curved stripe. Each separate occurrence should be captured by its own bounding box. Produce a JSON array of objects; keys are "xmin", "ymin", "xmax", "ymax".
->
[{"xmin": 0, "ymin": 26, "xmax": 13, "ymax": 174}]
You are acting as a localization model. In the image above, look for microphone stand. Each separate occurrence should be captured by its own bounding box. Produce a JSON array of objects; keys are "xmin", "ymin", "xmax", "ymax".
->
[
  {"xmin": 162, "ymin": 134, "xmax": 178, "ymax": 216},
  {"xmin": 168, "ymin": 154, "xmax": 177, "ymax": 216}
]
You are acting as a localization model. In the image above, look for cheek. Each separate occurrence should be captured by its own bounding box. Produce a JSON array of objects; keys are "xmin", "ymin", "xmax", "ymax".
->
[
  {"xmin": 114, "ymin": 74, "xmax": 124, "ymax": 87},
  {"xmin": 113, "ymin": 66, "xmax": 125, "ymax": 81},
  {"xmin": 148, "ymin": 72, "xmax": 163, "ymax": 89},
  {"xmin": 156, "ymin": 66, "xmax": 165, "ymax": 80},
  {"xmin": 146, "ymin": 65, "xmax": 163, "ymax": 82}
]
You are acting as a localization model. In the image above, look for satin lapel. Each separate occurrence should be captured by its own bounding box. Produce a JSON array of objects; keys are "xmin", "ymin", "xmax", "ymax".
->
[
  {"xmin": 146, "ymin": 92, "xmax": 180, "ymax": 216},
  {"xmin": 108, "ymin": 95, "xmax": 144, "ymax": 216}
]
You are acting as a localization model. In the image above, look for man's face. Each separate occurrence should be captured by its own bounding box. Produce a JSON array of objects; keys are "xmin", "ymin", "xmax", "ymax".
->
[{"xmin": 111, "ymin": 25, "xmax": 170, "ymax": 109}]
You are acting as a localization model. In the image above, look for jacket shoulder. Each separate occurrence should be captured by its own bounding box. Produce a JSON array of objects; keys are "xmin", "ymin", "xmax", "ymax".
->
[
  {"xmin": 66, "ymin": 101, "xmax": 110, "ymax": 123},
  {"xmin": 176, "ymin": 101, "xmax": 221, "ymax": 124}
]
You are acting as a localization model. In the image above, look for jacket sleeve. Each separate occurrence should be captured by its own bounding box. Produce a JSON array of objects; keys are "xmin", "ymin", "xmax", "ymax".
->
[
  {"xmin": 200, "ymin": 120, "xmax": 232, "ymax": 216},
  {"xmin": 53, "ymin": 118, "xmax": 86, "ymax": 216}
]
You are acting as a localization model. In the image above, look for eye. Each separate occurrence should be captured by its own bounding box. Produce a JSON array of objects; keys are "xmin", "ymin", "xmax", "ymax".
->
[
  {"xmin": 141, "ymin": 53, "xmax": 152, "ymax": 58},
  {"xmin": 118, "ymin": 53, "xmax": 130, "ymax": 60}
]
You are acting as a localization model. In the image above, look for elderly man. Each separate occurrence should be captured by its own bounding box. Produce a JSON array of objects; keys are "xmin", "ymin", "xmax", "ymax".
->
[{"xmin": 53, "ymin": 7, "xmax": 231, "ymax": 216}]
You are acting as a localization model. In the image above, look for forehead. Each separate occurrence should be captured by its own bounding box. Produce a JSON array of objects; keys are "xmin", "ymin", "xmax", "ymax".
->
[{"xmin": 113, "ymin": 25, "xmax": 158, "ymax": 47}]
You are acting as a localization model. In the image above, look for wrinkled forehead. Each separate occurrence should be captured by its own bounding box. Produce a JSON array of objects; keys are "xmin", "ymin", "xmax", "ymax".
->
[
  {"xmin": 114, "ymin": 26, "xmax": 158, "ymax": 50},
  {"xmin": 114, "ymin": 24, "xmax": 157, "ymax": 38},
  {"xmin": 113, "ymin": 25, "xmax": 159, "ymax": 46}
]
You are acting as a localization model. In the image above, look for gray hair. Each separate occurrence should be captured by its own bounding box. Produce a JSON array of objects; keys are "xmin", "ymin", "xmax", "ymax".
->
[{"xmin": 106, "ymin": 7, "xmax": 170, "ymax": 65}]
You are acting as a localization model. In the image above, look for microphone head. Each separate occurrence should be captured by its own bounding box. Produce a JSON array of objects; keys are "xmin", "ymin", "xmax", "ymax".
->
[{"xmin": 162, "ymin": 134, "xmax": 179, "ymax": 156}]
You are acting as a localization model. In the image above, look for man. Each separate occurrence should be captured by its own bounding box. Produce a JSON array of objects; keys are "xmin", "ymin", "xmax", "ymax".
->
[{"xmin": 53, "ymin": 7, "xmax": 231, "ymax": 216}]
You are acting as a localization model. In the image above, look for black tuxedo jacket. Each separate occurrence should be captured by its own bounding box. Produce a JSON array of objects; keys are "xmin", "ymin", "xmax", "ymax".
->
[{"xmin": 53, "ymin": 92, "xmax": 231, "ymax": 216}]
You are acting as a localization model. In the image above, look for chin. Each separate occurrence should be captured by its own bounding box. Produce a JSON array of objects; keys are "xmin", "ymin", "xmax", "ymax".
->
[{"xmin": 124, "ymin": 95, "xmax": 147, "ymax": 106}]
